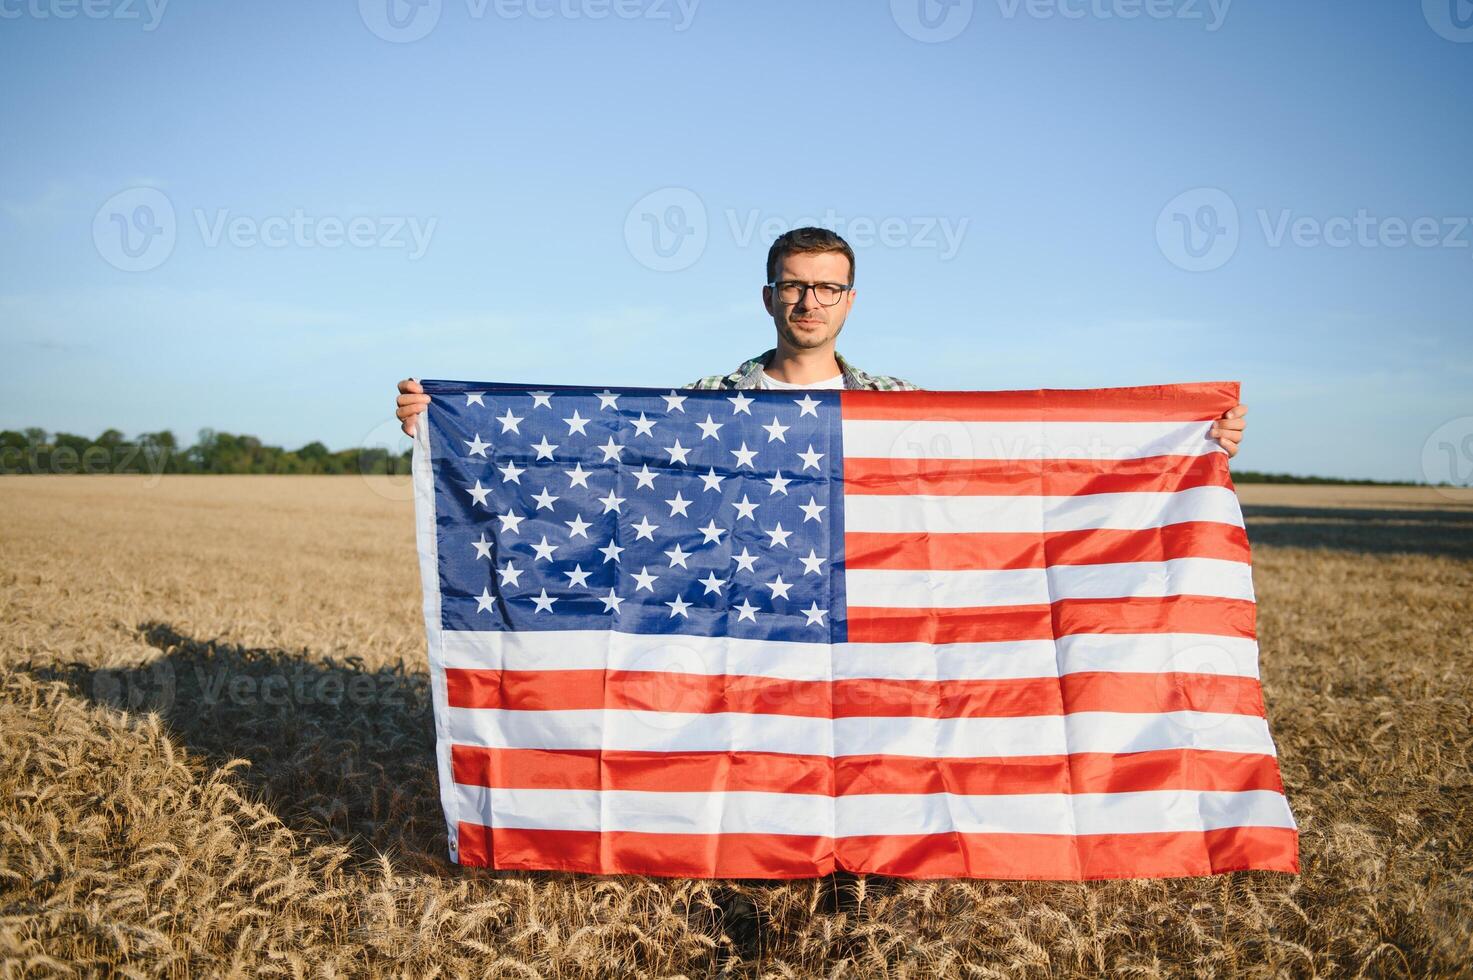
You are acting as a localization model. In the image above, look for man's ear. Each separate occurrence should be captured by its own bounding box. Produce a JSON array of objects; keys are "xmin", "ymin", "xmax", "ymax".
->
[{"xmin": 762, "ymin": 284, "xmax": 774, "ymax": 316}]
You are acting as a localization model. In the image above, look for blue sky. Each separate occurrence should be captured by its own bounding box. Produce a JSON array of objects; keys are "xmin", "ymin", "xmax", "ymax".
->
[{"xmin": 1, "ymin": 0, "xmax": 1469, "ymax": 482}]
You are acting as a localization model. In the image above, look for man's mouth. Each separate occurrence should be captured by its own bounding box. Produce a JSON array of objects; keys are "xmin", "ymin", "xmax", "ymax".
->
[{"xmin": 793, "ymin": 317, "xmax": 823, "ymax": 326}]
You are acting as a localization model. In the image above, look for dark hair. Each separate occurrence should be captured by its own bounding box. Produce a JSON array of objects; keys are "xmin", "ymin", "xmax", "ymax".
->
[{"xmin": 766, "ymin": 226, "xmax": 855, "ymax": 286}]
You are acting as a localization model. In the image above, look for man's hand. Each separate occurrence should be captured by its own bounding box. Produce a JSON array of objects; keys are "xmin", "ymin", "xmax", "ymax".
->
[
  {"xmin": 1211, "ymin": 404, "xmax": 1247, "ymax": 459},
  {"xmin": 396, "ymin": 378, "xmax": 430, "ymax": 437}
]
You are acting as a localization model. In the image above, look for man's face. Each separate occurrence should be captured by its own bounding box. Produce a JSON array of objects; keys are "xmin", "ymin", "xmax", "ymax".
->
[{"xmin": 763, "ymin": 250, "xmax": 855, "ymax": 353}]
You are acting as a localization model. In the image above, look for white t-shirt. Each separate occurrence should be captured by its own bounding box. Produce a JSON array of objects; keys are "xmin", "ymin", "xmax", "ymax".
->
[{"xmin": 758, "ymin": 370, "xmax": 844, "ymax": 390}]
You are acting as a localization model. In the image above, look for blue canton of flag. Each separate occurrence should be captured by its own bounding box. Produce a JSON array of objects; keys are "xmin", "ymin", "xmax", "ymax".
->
[{"xmin": 423, "ymin": 382, "xmax": 849, "ymax": 644}]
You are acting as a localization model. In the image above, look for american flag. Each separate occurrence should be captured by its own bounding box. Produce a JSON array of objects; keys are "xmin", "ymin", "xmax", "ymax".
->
[{"xmin": 410, "ymin": 380, "xmax": 1297, "ymax": 880}]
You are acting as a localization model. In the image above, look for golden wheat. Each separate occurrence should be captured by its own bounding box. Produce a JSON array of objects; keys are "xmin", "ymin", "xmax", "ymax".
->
[{"xmin": 1, "ymin": 475, "xmax": 1469, "ymax": 977}]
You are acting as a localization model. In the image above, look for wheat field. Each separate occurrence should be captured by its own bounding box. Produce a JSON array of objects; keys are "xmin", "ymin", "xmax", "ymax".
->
[{"xmin": 2, "ymin": 475, "xmax": 1470, "ymax": 977}]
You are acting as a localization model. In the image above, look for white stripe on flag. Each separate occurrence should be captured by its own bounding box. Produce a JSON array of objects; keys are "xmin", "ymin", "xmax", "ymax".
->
[
  {"xmin": 445, "ymin": 706, "xmax": 1278, "ymax": 758},
  {"xmin": 440, "ymin": 630, "xmax": 1263, "ymax": 681},
  {"xmin": 453, "ymin": 783, "xmax": 1296, "ymax": 837},
  {"xmin": 842, "ymin": 486, "xmax": 1244, "ymax": 534},
  {"xmin": 844, "ymin": 557, "xmax": 1255, "ymax": 607}
]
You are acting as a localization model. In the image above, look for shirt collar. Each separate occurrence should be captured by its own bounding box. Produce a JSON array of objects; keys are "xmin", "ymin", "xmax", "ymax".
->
[{"xmin": 727, "ymin": 348, "xmax": 871, "ymax": 390}]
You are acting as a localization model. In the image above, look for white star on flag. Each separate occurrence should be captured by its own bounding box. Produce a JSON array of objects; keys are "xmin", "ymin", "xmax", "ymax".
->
[{"xmin": 563, "ymin": 410, "xmax": 590, "ymax": 435}]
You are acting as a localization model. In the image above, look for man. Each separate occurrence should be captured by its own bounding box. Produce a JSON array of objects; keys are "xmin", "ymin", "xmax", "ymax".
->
[{"xmin": 395, "ymin": 226, "xmax": 1248, "ymax": 453}]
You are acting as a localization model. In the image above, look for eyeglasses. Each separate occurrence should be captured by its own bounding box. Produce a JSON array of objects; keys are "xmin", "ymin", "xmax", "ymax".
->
[{"xmin": 767, "ymin": 280, "xmax": 853, "ymax": 307}]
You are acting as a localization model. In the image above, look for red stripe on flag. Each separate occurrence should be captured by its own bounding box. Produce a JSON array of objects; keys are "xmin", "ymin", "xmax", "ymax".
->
[
  {"xmin": 839, "ymin": 383, "xmax": 1240, "ymax": 422},
  {"xmin": 456, "ymin": 822, "xmax": 1297, "ymax": 879},
  {"xmin": 846, "ymin": 595, "xmax": 1257, "ymax": 644},
  {"xmin": 837, "ymin": 825, "xmax": 1299, "ymax": 879},
  {"xmin": 444, "ymin": 668, "xmax": 1265, "ymax": 719},
  {"xmin": 452, "ymin": 745, "xmax": 1287, "ymax": 796},
  {"xmin": 843, "ymin": 453, "xmax": 1233, "ymax": 496},
  {"xmin": 845, "ymin": 521, "xmax": 1251, "ymax": 571},
  {"xmin": 457, "ymin": 822, "xmax": 837, "ymax": 878}
]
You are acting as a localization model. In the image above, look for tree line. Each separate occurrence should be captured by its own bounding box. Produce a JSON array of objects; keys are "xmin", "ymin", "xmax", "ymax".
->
[
  {"xmin": 0, "ymin": 426, "xmax": 1431, "ymax": 485},
  {"xmin": 0, "ymin": 428, "xmax": 411, "ymax": 476}
]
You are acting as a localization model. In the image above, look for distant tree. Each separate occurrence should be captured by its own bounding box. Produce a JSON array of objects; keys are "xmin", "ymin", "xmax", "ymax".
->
[{"xmin": 0, "ymin": 430, "xmax": 28, "ymax": 473}]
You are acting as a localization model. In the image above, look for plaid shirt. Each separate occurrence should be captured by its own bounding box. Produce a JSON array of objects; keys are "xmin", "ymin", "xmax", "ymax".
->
[{"xmin": 684, "ymin": 348, "xmax": 920, "ymax": 391}]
